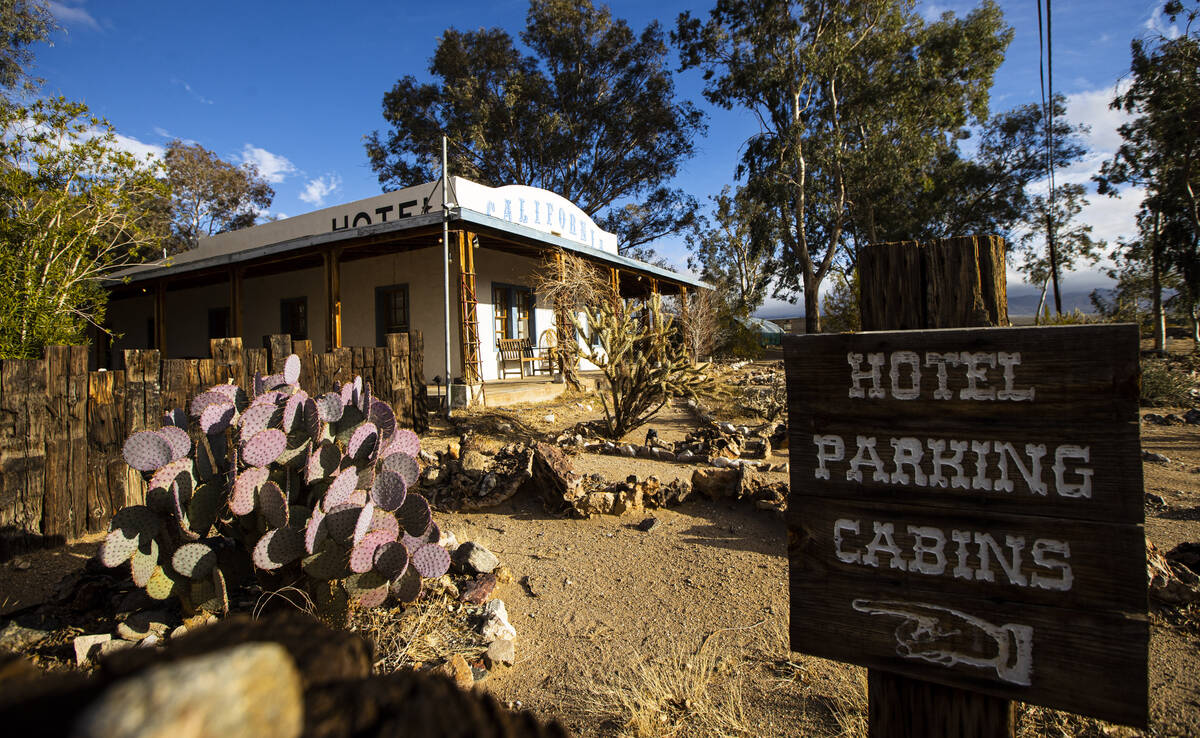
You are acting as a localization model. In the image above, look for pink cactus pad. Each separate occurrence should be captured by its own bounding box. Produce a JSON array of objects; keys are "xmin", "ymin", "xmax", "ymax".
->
[
  {"xmin": 239, "ymin": 403, "xmax": 279, "ymax": 439},
  {"xmin": 389, "ymin": 567, "xmax": 421, "ymax": 603},
  {"xmin": 370, "ymin": 470, "xmax": 407, "ymax": 512},
  {"xmin": 123, "ymin": 430, "xmax": 173, "ymax": 472},
  {"xmin": 199, "ymin": 402, "xmax": 236, "ymax": 435},
  {"xmin": 397, "ymin": 493, "xmax": 431, "ymax": 538},
  {"xmin": 380, "ymin": 453, "xmax": 419, "ymax": 488},
  {"xmin": 348, "ymin": 422, "xmax": 379, "ymax": 462},
  {"xmin": 259, "ymin": 480, "xmax": 288, "ymax": 528},
  {"xmin": 231, "ymin": 467, "xmax": 269, "ymax": 516},
  {"xmin": 324, "ymin": 467, "xmax": 358, "ymax": 508},
  {"xmin": 352, "ymin": 501, "xmax": 377, "ymax": 546},
  {"xmin": 411, "ymin": 543, "xmax": 450, "ymax": 579},
  {"xmin": 350, "ymin": 529, "xmax": 394, "ymax": 574},
  {"xmin": 155, "ymin": 426, "xmax": 191, "ymax": 461},
  {"xmin": 252, "ymin": 528, "xmax": 305, "ymax": 571},
  {"xmin": 242, "ymin": 428, "xmax": 286, "ymax": 467},
  {"xmin": 284, "ymin": 354, "xmax": 301, "ymax": 385},
  {"xmin": 372, "ymin": 541, "xmax": 409, "ymax": 579},
  {"xmin": 384, "ymin": 429, "xmax": 420, "ymax": 458},
  {"xmin": 315, "ymin": 392, "xmax": 343, "ymax": 423}
]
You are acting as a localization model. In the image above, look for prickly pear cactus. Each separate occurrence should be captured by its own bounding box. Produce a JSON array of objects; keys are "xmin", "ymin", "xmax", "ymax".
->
[{"xmin": 99, "ymin": 355, "xmax": 445, "ymax": 620}]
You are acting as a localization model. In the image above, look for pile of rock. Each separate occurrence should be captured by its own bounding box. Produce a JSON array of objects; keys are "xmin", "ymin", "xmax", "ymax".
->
[
  {"xmin": 419, "ymin": 436, "xmax": 536, "ymax": 511},
  {"xmin": 1143, "ymin": 409, "xmax": 1200, "ymax": 426},
  {"xmin": 1148, "ymin": 539, "xmax": 1200, "ymax": 605},
  {"xmin": 566, "ymin": 419, "xmax": 789, "ymax": 472}
]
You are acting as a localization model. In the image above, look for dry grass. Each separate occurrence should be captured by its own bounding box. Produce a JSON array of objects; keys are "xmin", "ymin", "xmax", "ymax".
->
[
  {"xmin": 1015, "ymin": 704, "xmax": 1144, "ymax": 738},
  {"xmin": 350, "ymin": 590, "xmax": 488, "ymax": 673},
  {"xmin": 584, "ymin": 629, "xmax": 757, "ymax": 738}
]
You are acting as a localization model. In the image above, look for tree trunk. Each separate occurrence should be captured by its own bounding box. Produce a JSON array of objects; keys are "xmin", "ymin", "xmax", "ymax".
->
[
  {"xmin": 1034, "ymin": 280, "xmax": 1049, "ymax": 326},
  {"xmin": 1192, "ymin": 304, "xmax": 1199, "ymax": 352},
  {"xmin": 1152, "ymin": 221, "xmax": 1166, "ymax": 354},
  {"xmin": 804, "ymin": 272, "xmax": 822, "ymax": 334}
]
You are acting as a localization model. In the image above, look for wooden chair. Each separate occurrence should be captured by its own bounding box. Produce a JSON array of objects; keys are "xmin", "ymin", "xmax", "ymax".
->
[
  {"xmin": 537, "ymin": 329, "xmax": 558, "ymax": 375},
  {"xmin": 497, "ymin": 338, "xmax": 538, "ymax": 378}
]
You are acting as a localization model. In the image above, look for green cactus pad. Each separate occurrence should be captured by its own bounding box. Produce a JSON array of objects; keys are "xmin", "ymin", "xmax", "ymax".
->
[
  {"xmin": 156, "ymin": 426, "xmax": 192, "ymax": 461},
  {"xmin": 171, "ymin": 542, "xmax": 216, "ymax": 579},
  {"xmin": 372, "ymin": 541, "xmax": 409, "ymax": 579},
  {"xmin": 199, "ymin": 401, "xmax": 236, "ymax": 435},
  {"xmin": 259, "ymin": 480, "xmax": 288, "ymax": 528},
  {"xmin": 347, "ymin": 422, "xmax": 379, "ymax": 463},
  {"xmin": 369, "ymin": 470, "xmax": 407, "ymax": 512},
  {"xmin": 145, "ymin": 565, "xmax": 177, "ymax": 600},
  {"xmin": 123, "ymin": 430, "xmax": 173, "ymax": 472},
  {"xmin": 397, "ymin": 493, "xmax": 432, "ymax": 538},
  {"xmin": 231, "ymin": 467, "xmax": 268, "ymax": 516},
  {"xmin": 323, "ymin": 466, "xmax": 358, "ymax": 508},
  {"xmin": 379, "ymin": 452, "xmax": 419, "ymax": 488},
  {"xmin": 411, "ymin": 543, "xmax": 450, "ymax": 579},
  {"xmin": 389, "ymin": 567, "xmax": 421, "ymax": 604},
  {"xmin": 252, "ymin": 527, "xmax": 305, "ymax": 570},
  {"xmin": 99, "ymin": 528, "xmax": 139, "ymax": 567},
  {"xmin": 242, "ymin": 428, "xmax": 286, "ymax": 467}
]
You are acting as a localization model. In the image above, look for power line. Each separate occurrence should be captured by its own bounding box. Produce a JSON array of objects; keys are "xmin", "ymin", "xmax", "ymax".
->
[{"xmin": 1037, "ymin": 0, "xmax": 1062, "ymax": 314}]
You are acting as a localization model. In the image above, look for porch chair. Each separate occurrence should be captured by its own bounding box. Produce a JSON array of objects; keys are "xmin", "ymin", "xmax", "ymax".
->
[
  {"xmin": 497, "ymin": 337, "xmax": 539, "ymax": 378},
  {"xmin": 537, "ymin": 329, "xmax": 558, "ymax": 375}
]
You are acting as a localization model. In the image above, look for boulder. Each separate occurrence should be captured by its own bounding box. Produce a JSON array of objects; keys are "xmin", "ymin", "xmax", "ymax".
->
[
  {"xmin": 453, "ymin": 542, "xmax": 500, "ymax": 576},
  {"xmin": 485, "ymin": 638, "xmax": 516, "ymax": 669}
]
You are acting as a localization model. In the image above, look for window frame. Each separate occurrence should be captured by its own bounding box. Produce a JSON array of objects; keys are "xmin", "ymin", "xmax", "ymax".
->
[{"xmin": 374, "ymin": 283, "xmax": 411, "ymax": 346}]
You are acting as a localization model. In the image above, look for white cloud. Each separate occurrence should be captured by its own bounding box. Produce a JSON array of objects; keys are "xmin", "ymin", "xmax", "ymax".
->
[
  {"xmin": 152, "ymin": 126, "xmax": 171, "ymax": 139},
  {"xmin": 171, "ymin": 78, "xmax": 213, "ymax": 105},
  {"xmin": 1065, "ymin": 80, "xmax": 1133, "ymax": 154},
  {"xmin": 299, "ymin": 174, "xmax": 342, "ymax": 206},
  {"xmin": 47, "ymin": 1, "xmax": 100, "ymax": 31},
  {"xmin": 240, "ymin": 144, "xmax": 296, "ymax": 184},
  {"xmin": 110, "ymin": 132, "xmax": 164, "ymax": 162}
]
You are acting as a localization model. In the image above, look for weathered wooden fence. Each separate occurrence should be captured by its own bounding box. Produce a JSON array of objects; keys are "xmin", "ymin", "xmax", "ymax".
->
[{"xmin": 0, "ymin": 332, "xmax": 428, "ymax": 558}]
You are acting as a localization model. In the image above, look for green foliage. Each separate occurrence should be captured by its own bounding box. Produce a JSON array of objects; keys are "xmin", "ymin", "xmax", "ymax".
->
[
  {"xmin": 714, "ymin": 318, "xmax": 764, "ymax": 360},
  {"xmin": 365, "ymin": 0, "xmax": 705, "ymax": 255},
  {"xmin": 0, "ymin": 0, "xmax": 53, "ymax": 93},
  {"xmin": 164, "ymin": 139, "xmax": 274, "ymax": 251},
  {"xmin": 572, "ymin": 295, "xmax": 716, "ymax": 439},
  {"xmin": 821, "ymin": 271, "xmax": 861, "ymax": 333},
  {"xmin": 101, "ymin": 360, "xmax": 445, "ymax": 623},
  {"xmin": 1140, "ymin": 356, "xmax": 1196, "ymax": 407},
  {"xmin": 676, "ymin": 0, "xmax": 1010, "ymax": 333},
  {"xmin": 1037, "ymin": 309, "xmax": 1093, "ymax": 326},
  {"xmin": 0, "ymin": 97, "xmax": 168, "ymax": 358},
  {"xmin": 684, "ymin": 186, "xmax": 775, "ymax": 317}
]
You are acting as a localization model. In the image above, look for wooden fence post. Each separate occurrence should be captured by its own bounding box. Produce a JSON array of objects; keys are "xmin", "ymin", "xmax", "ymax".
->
[
  {"xmin": 858, "ymin": 234, "xmax": 1014, "ymax": 738},
  {"xmin": 408, "ymin": 330, "xmax": 429, "ymax": 432},
  {"xmin": 266, "ymin": 334, "xmax": 293, "ymax": 374},
  {"xmin": 210, "ymin": 337, "xmax": 246, "ymax": 389},
  {"xmin": 387, "ymin": 333, "xmax": 413, "ymax": 429},
  {"xmin": 87, "ymin": 369, "xmax": 126, "ymax": 532},
  {"xmin": 123, "ymin": 349, "xmax": 161, "ymax": 507}
]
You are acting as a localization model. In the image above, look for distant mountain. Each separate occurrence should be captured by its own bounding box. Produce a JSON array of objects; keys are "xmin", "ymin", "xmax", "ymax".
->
[{"xmin": 1005, "ymin": 290, "xmax": 1099, "ymax": 317}]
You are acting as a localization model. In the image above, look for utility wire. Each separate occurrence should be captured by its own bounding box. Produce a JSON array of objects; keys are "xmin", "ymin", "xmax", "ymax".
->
[{"xmin": 1037, "ymin": 0, "xmax": 1063, "ymax": 314}]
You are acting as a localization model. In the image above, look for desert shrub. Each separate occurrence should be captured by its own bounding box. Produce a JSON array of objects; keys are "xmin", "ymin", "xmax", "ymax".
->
[
  {"xmin": 1037, "ymin": 308, "xmax": 1093, "ymax": 325},
  {"xmin": 573, "ymin": 294, "xmax": 715, "ymax": 439},
  {"xmin": 822, "ymin": 271, "xmax": 861, "ymax": 333},
  {"xmin": 100, "ymin": 354, "xmax": 448, "ymax": 624},
  {"xmin": 1141, "ymin": 357, "xmax": 1196, "ymax": 407},
  {"xmin": 715, "ymin": 317, "xmax": 764, "ymax": 359}
]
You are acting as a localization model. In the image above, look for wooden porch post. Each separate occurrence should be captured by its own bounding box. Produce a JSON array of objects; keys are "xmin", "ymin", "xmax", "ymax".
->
[
  {"xmin": 324, "ymin": 247, "xmax": 342, "ymax": 351},
  {"xmin": 154, "ymin": 279, "xmax": 167, "ymax": 356},
  {"xmin": 456, "ymin": 230, "xmax": 481, "ymax": 384}
]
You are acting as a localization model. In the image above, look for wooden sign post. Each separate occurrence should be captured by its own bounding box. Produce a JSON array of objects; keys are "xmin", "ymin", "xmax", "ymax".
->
[{"xmin": 784, "ymin": 238, "xmax": 1148, "ymax": 735}]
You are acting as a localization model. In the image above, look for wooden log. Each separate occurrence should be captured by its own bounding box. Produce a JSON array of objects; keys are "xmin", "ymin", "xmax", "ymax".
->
[
  {"xmin": 292, "ymin": 339, "xmax": 316, "ymax": 394},
  {"xmin": 408, "ymin": 330, "xmax": 428, "ymax": 432},
  {"xmin": 87, "ymin": 371, "xmax": 127, "ymax": 531},
  {"xmin": 210, "ymin": 337, "xmax": 246, "ymax": 389},
  {"xmin": 123, "ymin": 349, "xmax": 161, "ymax": 506},
  {"xmin": 68, "ymin": 347, "xmax": 88, "ymax": 539},
  {"xmin": 855, "ymin": 238, "xmax": 1014, "ymax": 737},
  {"xmin": 44, "ymin": 347, "xmax": 71, "ymax": 541},
  {"xmin": 245, "ymin": 348, "xmax": 268, "ymax": 384},
  {"xmin": 266, "ymin": 334, "xmax": 292, "ymax": 374},
  {"xmin": 0, "ymin": 359, "xmax": 45, "ymax": 555},
  {"xmin": 387, "ymin": 333, "xmax": 413, "ymax": 428}
]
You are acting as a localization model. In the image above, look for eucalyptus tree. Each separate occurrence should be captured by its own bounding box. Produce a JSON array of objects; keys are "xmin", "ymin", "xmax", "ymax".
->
[
  {"xmin": 365, "ymin": 0, "xmax": 705, "ymax": 256},
  {"xmin": 163, "ymin": 140, "xmax": 274, "ymax": 252},
  {"xmin": 675, "ymin": 0, "xmax": 1009, "ymax": 333}
]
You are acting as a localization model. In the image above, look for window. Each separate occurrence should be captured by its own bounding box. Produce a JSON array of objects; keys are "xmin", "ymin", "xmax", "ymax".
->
[
  {"xmin": 208, "ymin": 307, "xmax": 230, "ymax": 340},
  {"xmin": 375, "ymin": 284, "xmax": 410, "ymax": 346},
  {"xmin": 492, "ymin": 283, "xmax": 533, "ymax": 343},
  {"xmin": 280, "ymin": 297, "xmax": 307, "ymax": 341}
]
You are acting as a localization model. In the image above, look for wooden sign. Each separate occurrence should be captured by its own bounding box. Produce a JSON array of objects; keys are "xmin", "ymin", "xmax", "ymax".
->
[{"xmin": 784, "ymin": 324, "xmax": 1147, "ymax": 727}]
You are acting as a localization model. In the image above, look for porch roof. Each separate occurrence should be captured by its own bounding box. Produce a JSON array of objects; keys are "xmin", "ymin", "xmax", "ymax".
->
[{"xmin": 108, "ymin": 206, "xmax": 709, "ymax": 291}]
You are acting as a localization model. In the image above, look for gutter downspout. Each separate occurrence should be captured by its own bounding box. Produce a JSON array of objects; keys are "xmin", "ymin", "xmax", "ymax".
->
[{"xmin": 442, "ymin": 136, "xmax": 453, "ymax": 417}]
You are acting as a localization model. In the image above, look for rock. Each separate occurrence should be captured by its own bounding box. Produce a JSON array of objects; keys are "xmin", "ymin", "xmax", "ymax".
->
[
  {"xmin": 1143, "ymin": 450, "xmax": 1170, "ymax": 464},
  {"xmin": 441, "ymin": 653, "xmax": 475, "ymax": 689},
  {"xmin": 139, "ymin": 634, "xmax": 161, "ymax": 648},
  {"xmin": 418, "ymin": 449, "xmax": 437, "ymax": 464},
  {"xmin": 1145, "ymin": 413, "xmax": 1171, "ymax": 425},
  {"xmin": 636, "ymin": 445, "xmax": 655, "ymax": 459},
  {"xmin": 619, "ymin": 444, "xmax": 636, "ymax": 457},
  {"xmin": 477, "ymin": 472, "xmax": 498, "ymax": 496},
  {"xmin": 440, "ymin": 530, "xmax": 460, "ymax": 553},
  {"xmin": 459, "ymin": 573, "xmax": 498, "ymax": 605},
  {"xmin": 0, "ymin": 620, "xmax": 49, "ymax": 651},
  {"xmin": 692, "ymin": 468, "xmax": 741, "ymax": 499},
  {"xmin": 1146, "ymin": 492, "xmax": 1168, "ymax": 508},
  {"xmin": 485, "ymin": 638, "xmax": 516, "ymax": 668},
  {"xmin": 10, "ymin": 557, "xmax": 31, "ymax": 571},
  {"xmin": 116, "ymin": 610, "xmax": 173, "ymax": 642},
  {"xmin": 425, "ymin": 575, "xmax": 460, "ymax": 600},
  {"xmin": 528, "ymin": 442, "xmax": 583, "ymax": 511},
  {"xmin": 543, "ymin": 413, "xmax": 556, "ymax": 423},
  {"xmin": 495, "ymin": 565, "xmax": 514, "ymax": 584},
  {"xmin": 1186, "ymin": 408, "xmax": 1200, "ymax": 424},
  {"xmin": 460, "ymin": 448, "xmax": 489, "ymax": 479},
  {"xmin": 636, "ymin": 517, "xmax": 660, "ymax": 532},
  {"xmin": 170, "ymin": 625, "xmax": 188, "ymax": 640},
  {"xmin": 480, "ymin": 599, "xmax": 516, "ymax": 643},
  {"xmin": 74, "ymin": 634, "xmax": 113, "ymax": 666},
  {"xmin": 99, "ymin": 639, "xmax": 135, "ymax": 658},
  {"xmin": 711, "ymin": 456, "xmax": 730, "ymax": 468},
  {"xmin": 653, "ymin": 448, "xmax": 675, "ymax": 461},
  {"xmin": 446, "ymin": 441, "xmax": 461, "ymax": 460},
  {"xmin": 454, "ymin": 542, "xmax": 500, "ymax": 575},
  {"xmin": 719, "ymin": 422, "xmax": 736, "ymax": 434},
  {"xmin": 72, "ymin": 642, "xmax": 304, "ymax": 738},
  {"xmin": 676, "ymin": 450, "xmax": 695, "ymax": 463}
]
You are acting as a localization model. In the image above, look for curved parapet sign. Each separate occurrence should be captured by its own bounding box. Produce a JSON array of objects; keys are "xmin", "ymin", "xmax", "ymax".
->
[{"xmin": 452, "ymin": 177, "xmax": 619, "ymax": 255}]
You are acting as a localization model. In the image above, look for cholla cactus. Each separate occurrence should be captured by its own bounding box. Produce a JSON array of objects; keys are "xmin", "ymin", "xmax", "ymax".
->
[
  {"xmin": 101, "ymin": 355, "xmax": 448, "ymax": 618},
  {"xmin": 571, "ymin": 293, "xmax": 716, "ymax": 439}
]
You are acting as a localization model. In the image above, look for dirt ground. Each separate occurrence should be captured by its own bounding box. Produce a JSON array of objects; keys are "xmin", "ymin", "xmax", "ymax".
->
[{"xmin": 2, "ymin": 362, "xmax": 1199, "ymax": 736}]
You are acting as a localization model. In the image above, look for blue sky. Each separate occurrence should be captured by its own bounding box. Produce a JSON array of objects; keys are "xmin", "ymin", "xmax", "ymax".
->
[{"xmin": 36, "ymin": 0, "xmax": 1172, "ymax": 316}]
